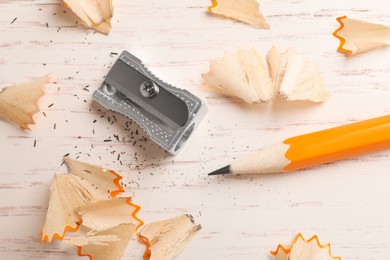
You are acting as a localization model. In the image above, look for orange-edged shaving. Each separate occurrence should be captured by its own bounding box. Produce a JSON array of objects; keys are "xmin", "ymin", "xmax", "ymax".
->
[
  {"xmin": 40, "ymin": 157, "xmax": 125, "ymax": 243},
  {"xmin": 207, "ymin": 0, "xmax": 269, "ymax": 29},
  {"xmin": 69, "ymin": 198, "xmax": 145, "ymax": 260},
  {"xmin": 333, "ymin": 16, "xmax": 390, "ymax": 55},
  {"xmin": 127, "ymin": 199, "xmax": 152, "ymax": 259},
  {"xmin": 271, "ymin": 233, "xmax": 341, "ymax": 260},
  {"xmin": 40, "ymin": 222, "xmax": 80, "ymax": 244},
  {"xmin": 40, "ymin": 157, "xmax": 200, "ymax": 260},
  {"xmin": 139, "ymin": 214, "xmax": 201, "ymax": 260},
  {"xmin": 208, "ymin": 0, "xmax": 218, "ymax": 11},
  {"xmin": 109, "ymin": 170, "xmax": 125, "ymax": 198},
  {"xmin": 73, "ymin": 224, "xmax": 135, "ymax": 260},
  {"xmin": 77, "ymin": 198, "xmax": 142, "ymax": 231},
  {"xmin": 333, "ymin": 16, "xmax": 352, "ymax": 55}
]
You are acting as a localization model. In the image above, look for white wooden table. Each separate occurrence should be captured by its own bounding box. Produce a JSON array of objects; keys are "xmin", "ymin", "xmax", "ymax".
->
[{"xmin": 0, "ymin": 0, "xmax": 389, "ymax": 259}]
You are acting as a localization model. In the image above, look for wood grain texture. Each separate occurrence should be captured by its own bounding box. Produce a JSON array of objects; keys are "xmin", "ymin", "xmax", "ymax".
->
[{"xmin": 0, "ymin": 0, "xmax": 389, "ymax": 259}]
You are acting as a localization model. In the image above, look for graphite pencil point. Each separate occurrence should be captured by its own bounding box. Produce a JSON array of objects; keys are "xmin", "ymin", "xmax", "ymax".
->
[{"xmin": 208, "ymin": 165, "xmax": 231, "ymax": 176}]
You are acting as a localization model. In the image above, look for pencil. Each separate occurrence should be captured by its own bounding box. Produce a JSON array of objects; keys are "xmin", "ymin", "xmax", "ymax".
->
[{"xmin": 208, "ymin": 114, "xmax": 390, "ymax": 176}]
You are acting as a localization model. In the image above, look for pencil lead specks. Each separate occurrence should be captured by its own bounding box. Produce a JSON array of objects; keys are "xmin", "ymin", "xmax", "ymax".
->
[{"xmin": 82, "ymin": 85, "xmax": 90, "ymax": 92}]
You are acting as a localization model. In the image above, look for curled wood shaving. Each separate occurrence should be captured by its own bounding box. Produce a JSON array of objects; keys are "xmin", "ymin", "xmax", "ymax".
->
[
  {"xmin": 201, "ymin": 48, "xmax": 328, "ymax": 104},
  {"xmin": 0, "ymin": 75, "xmax": 49, "ymax": 130},
  {"xmin": 333, "ymin": 16, "xmax": 390, "ymax": 55},
  {"xmin": 40, "ymin": 157, "xmax": 125, "ymax": 243},
  {"xmin": 267, "ymin": 47, "xmax": 328, "ymax": 102},
  {"xmin": 140, "ymin": 214, "xmax": 201, "ymax": 260},
  {"xmin": 63, "ymin": 0, "xmax": 113, "ymax": 34},
  {"xmin": 64, "ymin": 157, "xmax": 125, "ymax": 200},
  {"xmin": 40, "ymin": 160, "xmax": 200, "ymax": 260},
  {"xmin": 78, "ymin": 198, "xmax": 141, "ymax": 231},
  {"xmin": 208, "ymin": 0, "xmax": 269, "ymax": 29},
  {"xmin": 271, "ymin": 233, "xmax": 341, "ymax": 260},
  {"xmin": 67, "ymin": 224, "xmax": 135, "ymax": 260},
  {"xmin": 64, "ymin": 230, "xmax": 120, "ymax": 246},
  {"xmin": 201, "ymin": 49, "xmax": 273, "ymax": 104}
]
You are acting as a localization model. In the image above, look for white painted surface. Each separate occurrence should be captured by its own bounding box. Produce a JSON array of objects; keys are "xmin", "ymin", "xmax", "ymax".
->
[{"xmin": 0, "ymin": 0, "xmax": 389, "ymax": 259}]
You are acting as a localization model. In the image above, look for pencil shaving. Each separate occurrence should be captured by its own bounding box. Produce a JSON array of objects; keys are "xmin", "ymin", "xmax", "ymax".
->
[
  {"xmin": 267, "ymin": 47, "xmax": 328, "ymax": 102},
  {"xmin": 271, "ymin": 233, "xmax": 341, "ymax": 260},
  {"xmin": 71, "ymin": 224, "xmax": 135, "ymax": 260},
  {"xmin": 201, "ymin": 48, "xmax": 328, "ymax": 104},
  {"xmin": 201, "ymin": 49, "xmax": 273, "ymax": 104},
  {"xmin": 78, "ymin": 198, "xmax": 139, "ymax": 231},
  {"xmin": 208, "ymin": 0, "xmax": 269, "ymax": 29},
  {"xmin": 40, "ymin": 174, "xmax": 87, "ymax": 243},
  {"xmin": 64, "ymin": 157, "xmax": 125, "ymax": 199},
  {"xmin": 333, "ymin": 16, "xmax": 390, "ymax": 55},
  {"xmin": 63, "ymin": 0, "xmax": 113, "ymax": 34},
  {"xmin": 0, "ymin": 75, "xmax": 49, "ymax": 130},
  {"xmin": 40, "ymin": 158, "xmax": 124, "ymax": 243},
  {"xmin": 64, "ymin": 230, "xmax": 120, "ymax": 246},
  {"xmin": 140, "ymin": 214, "xmax": 201, "ymax": 260}
]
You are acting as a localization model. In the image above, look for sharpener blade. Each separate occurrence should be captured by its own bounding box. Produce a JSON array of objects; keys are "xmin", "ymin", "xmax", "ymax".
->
[{"xmin": 93, "ymin": 51, "xmax": 207, "ymax": 154}]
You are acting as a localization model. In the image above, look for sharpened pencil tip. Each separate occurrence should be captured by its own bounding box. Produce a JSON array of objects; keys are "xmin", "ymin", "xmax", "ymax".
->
[{"xmin": 208, "ymin": 165, "xmax": 231, "ymax": 176}]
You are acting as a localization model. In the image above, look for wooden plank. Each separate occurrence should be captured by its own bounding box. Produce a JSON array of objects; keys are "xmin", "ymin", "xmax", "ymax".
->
[{"xmin": 0, "ymin": 0, "xmax": 389, "ymax": 259}]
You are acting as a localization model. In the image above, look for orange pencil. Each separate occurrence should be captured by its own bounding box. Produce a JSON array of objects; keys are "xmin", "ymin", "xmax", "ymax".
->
[{"xmin": 209, "ymin": 115, "xmax": 390, "ymax": 175}]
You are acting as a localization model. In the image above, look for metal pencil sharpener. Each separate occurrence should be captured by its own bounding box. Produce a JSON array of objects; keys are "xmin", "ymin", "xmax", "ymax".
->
[{"xmin": 93, "ymin": 51, "xmax": 207, "ymax": 154}]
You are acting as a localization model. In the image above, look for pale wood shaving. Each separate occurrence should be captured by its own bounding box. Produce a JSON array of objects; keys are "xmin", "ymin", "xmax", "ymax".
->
[
  {"xmin": 63, "ymin": 0, "xmax": 113, "ymax": 34},
  {"xmin": 40, "ymin": 158, "xmax": 124, "ymax": 243},
  {"xmin": 67, "ymin": 224, "xmax": 135, "ymax": 260},
  {"xmin": 40, "ymin": 174, "xmax": 89, "ymax": 243},
  {"xmin": 208, "ymin": 0, "xmax": 269, "ymax": 29},
  {"xmin": 140, "ymin": 214, "xmax": 201, "ymax": 260},
  {"xmin": 271, "ymin": 233, "xmax": 341, "ymax": 260},
  {"xmin": 65, "ymin": 232, "xmax": 119, "ymax": 246},
  {"xmin": 201, "ymin": 49, "xmax": 273, "ymax": 104},
  {"xmin": 202, "ymin": 47, "xmax": 328, "ymax": 104},
  {"xmin": 267, "ymin": 47, "xmax": 328, "ymax": 102},
  {"xmin": 334, "ymin": 16, "xmax": 390, "ymax": 55},
  {"xmin": 64, "ymin": 157, "xmax": 124, "ymax": 201},
  {"xmin": 78, "ymin": 198, "xmax": 139, "ymax": 231},
  {"xmin": 0, "ymin": 75, "xmax": 49, "ymax": 130}
]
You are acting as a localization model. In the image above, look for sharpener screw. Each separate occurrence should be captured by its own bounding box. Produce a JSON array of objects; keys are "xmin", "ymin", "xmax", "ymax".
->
[
  {"xmin": 140, "ymin": 80, "xmax": 159, "ymax": 98},
  {"xmin": 103, "ymin": 83, "xmax": 116, "ymax": 95}
]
